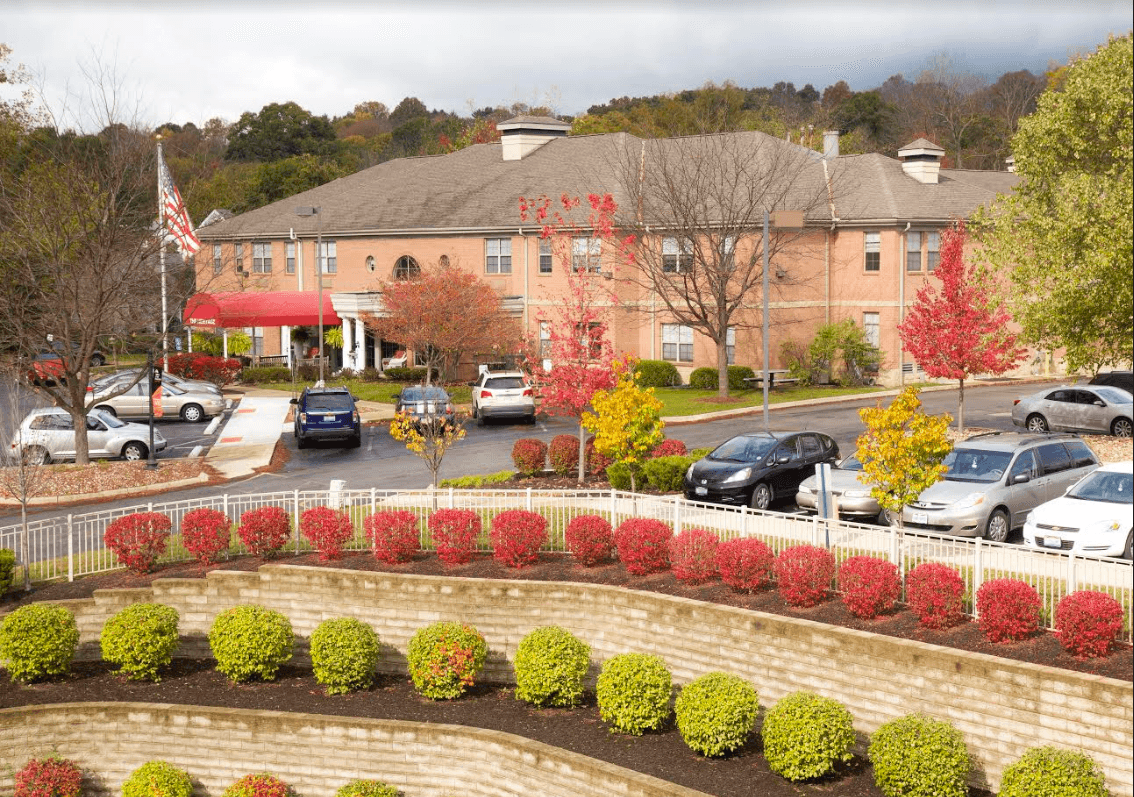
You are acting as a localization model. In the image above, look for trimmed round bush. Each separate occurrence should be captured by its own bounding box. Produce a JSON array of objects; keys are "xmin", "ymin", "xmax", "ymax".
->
[
  {"xmin": 208, "ymin": 604, "xmax": 294, "ymax": 683},
  {"xmin": 300, "ymin": 506, "xmax": 355, "ymax": 561},
  {"xmin": 869, "ymin": 713, "xmax": 970, "ymax": 797},
  {"xmin": 774, "ymin": 544, "xmax": 836, "ymax": 607},
  {"xmin": 998, "ymin": 746, "xmax": 1109, "ymax": 797},
  {"xmin": 180, "ymin": 507, "xmax": 232, "ymax": 564},
  {"xmin": 511, "ymin": 437, "xmax": 547, "ymax": 476},
  {"xmin": 565, "ymin": 514, "xmax": 615, "ymax": 566},
  {"xmin": 642, "ymin": 455, "xmax": 693, "ymax": 491},
  {"xmin": 596, "ymin": 652, "xmax": 672, "ymax": 735},
  {"xmin": 634, "ymin": 359, "xmax": 681, "ymax": 387},
  {"xmin": 669, "ymin": 528, "xmax": 720, "ymax": 584},
  {"xmin": 674, "ymin": 671, "xmax": 759, "ymax": 757},
  {"xmin": 122, "ymin": 760, "xmax": 193, "ymax": 797},
  {"xmin": 976, "ymin": 578, "xmax": 1041, "ymax": 642},
  {"xmin": 548, "ymin": 434, "xmax": 580, "ymax": 476},
  {"xmin": 222, "ymin": 774, "xmax": 291, "ymax": 797},
  {"xmin": 689, "ymin": 365, "xmax": 756, "ymax": 390},
  {"xmin": 14, "ymin": 756, "xmax": 82, "ymax": 797},
  {"xmin": 0, "ymin": 603, "xmax": 79, "ymax": 683},
  {"xmin": 513, "ymin": 625, "xmax": 591, "ymax": 708},
  {"xmin": 335, "ymin": 781, "xmax": 398, "ymax": 797},
  {"xmin": 310, "ymin": 617, "xmax": 380, "ymax": 695},
  {"xmin": 365, "ymin": 510, "xmax": 420, "ymax": 564},
  {"xmin": 715, "ymin": 537, "xmax": 775, "ymax": 592},
  {"xmin": 761, "ymin": 691, "xmax": 856, "ymax": 781},
  {"xmin": 605, "ymin": 461, "xmax": 635, "ymax": 491},
  {"xmin": 237, "ymin": 506, "xmax": 292, "ymax": 557},
  {"xmin": 905, "ymin": 562, "xmax": 966, "ymax": 629},
  {"xmin": 100, "ymin": 603, "xmax": 180, "ymax": 682},
  {"xmin": 838, "ymin": 555, "xmax": 901, "ymax": 619},
  {"xmin": 428, "ymin": 509, "xmax": 482, "ymax": 566},
  {"xmin": 1056, "ymin": 590, "xmax": 1124, "ymax": 658},
  {"xmin": 613, "ymin": 518, "xmax": 673, "ymax": 575},
  {"xmin": 104, "ymin": 511, "xmax": 172, "ymax": 574},
  {"xmin": 407, "ymin": 621, "xmax": 487, "ymax": 700},
  {"xmin": 489, "ymin": 509, "xmax": 548, "ymax": 568}
]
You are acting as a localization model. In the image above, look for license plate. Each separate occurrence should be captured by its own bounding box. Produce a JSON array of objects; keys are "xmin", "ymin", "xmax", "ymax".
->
[
  {"xmin": 1043, "ymin": 537, "xmax": 1063, "ymax": 549},
  {"xmin": 426, "ymin": 402, "xmax": 436, "ymax": 413},
  {"xmin": 695, "ymin": 486, "xmax": 707, "ymax": 496},
  {"xmin": 323, "ymin": 414, "xmax": 336, "ymax": 421},
  {"xmin": 912, "ymin": 512, "xmax": 928, "ymax": 525}
]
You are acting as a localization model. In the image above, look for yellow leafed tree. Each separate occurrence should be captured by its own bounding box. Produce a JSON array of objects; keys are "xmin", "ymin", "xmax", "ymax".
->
[{"xmin": 582, "ymin": 358, "xmax": 665, "ymax": 492}]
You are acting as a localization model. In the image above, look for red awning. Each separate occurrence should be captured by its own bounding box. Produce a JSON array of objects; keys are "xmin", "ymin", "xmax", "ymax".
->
[{"xmin": 183, "ymin": 291, "xmax": 341, "ymax": 329}]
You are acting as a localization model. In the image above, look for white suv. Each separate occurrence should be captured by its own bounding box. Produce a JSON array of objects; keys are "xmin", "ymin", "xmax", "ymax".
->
[{"xmin": 469, "ymin": 370, "xmax": 535, "ymax": 426}]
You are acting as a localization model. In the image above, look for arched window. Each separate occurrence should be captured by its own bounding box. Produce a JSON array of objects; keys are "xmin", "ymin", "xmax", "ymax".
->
[
  {"xmin": 394, "ymin": 255, "xmax": 420, "ymax": 280},
  {"xmin": 439, "ymin": 255, "xmax": 450, "ymax": 268}
]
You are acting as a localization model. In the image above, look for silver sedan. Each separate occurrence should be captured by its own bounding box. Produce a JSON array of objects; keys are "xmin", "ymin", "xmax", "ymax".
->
[
  {"xmin": 86, "ymin": 381, "xmax": 227, "ymax": 422},
  {"xmin": 1011, "ymin": 385, "xmax": 1132, "ymax": 437},
  {"xmin": 796, "ymin": 452, "xmax": 890, "ymax": 524}
]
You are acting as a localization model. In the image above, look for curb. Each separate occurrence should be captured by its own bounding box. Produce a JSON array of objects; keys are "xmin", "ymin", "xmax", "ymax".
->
[{"xmin": 1, "ymin": 473, "xmax": 212, "ymax": 509}]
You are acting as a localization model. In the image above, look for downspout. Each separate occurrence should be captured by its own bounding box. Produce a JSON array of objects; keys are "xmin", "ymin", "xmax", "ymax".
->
[
  {"xmin": 899, "ymin": 222, "xmax": 910, "ymax": 387},
  {"xmin": 822, "ymin": 159, "xmax": 838, "ymax": 325}
]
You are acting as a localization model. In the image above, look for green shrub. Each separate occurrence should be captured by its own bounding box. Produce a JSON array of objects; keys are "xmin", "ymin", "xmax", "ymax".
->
[
  {"xmin": 761, "ymin": 691, "xmax": 856, "ymax": 781},
  {"xmin": 642, "ymin": 455, "xmax": 694, "ymax": 491},
  {"xmin": 596, "ymin": 653, "xmax": 672, "ymax": 735},
  {"xmin": 384, "ymin": 366, "xmax": 432, "ymax": 382},
  {"xmin": 208, "ymin": 605, "xmax": 294, "ymax": 683},
  {"xmin": 869, "ymin": 713, "xmax": 970, "ymax": 797},
  {"xmin": 439, "ymin": 470, "xmax": 515, "ymax": 488},
  {"xmin": 674, "ymin": 671, "xmax": 759, "ymax": 756},
  {"xmin": 605, "ymin": 461, "xmax": 635, "ymax": 490},
  {"xmin": 407, "ymin": 621, "xmax": 487, "ymax": 700},
  {"xmin": 100, "ymin": 603, "xmax": 180, "ymax": 682},
  {"xmin": 0, "ymin": 603, "xmax": 79, "ymax": 682},
  {"xmin": 688, "ymin": 366, "xmax": 756, "ymax": 390},
  {"xmin": 998, "ymin": 746, "xmax": 1108, "ymax": 797},
  {"xmin": 634, "ymin": 359, "xmax": 681, "ymax": 387},
  {"xmin": 241, "ymin": 366, "xmax": 292, "ymax": 384},
  {"xmin": 310, "ymin": 617, "xmax": 381, "ymax": 695},
  {"xmin": 335, "ymin": 781, "xmax": 398, "ymax": 797},
  {"xmin": 513, "ymin": 626, "xmax": 591, "ymax": 708},
  {"xmin": 122, "ymin": 760, "xmax": 193, "ymax": 797},
  {"xmin": 0, "ymin": 548, "xmax": 15, "ymax": 594},
  {"xmin": 688, "ymin": 447, "xmax": 713, "ymax": 459}
]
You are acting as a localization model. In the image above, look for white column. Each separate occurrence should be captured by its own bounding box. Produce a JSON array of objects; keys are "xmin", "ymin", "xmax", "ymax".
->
[
  {"xmin": 281, "ymin": 326, "xmax": 292, "ymax": 368},
  {"xmin": 342, "ymin": 319, "xmax": 355, "ymax": 371},
  {"xmin": 355, "ymin": 317, "xmax": 368, "ymax": 371}
]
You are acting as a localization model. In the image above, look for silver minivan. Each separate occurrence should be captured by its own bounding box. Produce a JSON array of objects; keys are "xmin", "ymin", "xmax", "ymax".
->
[{"xmin": 7, "ymin": 407, "xmax": 166, "ymax": 464}]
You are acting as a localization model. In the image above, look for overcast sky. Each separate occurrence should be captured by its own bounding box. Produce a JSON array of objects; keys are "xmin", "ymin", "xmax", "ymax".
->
[{"xmin": 4, "ymin": 1, "xmax": 1132, "ymax": 128}]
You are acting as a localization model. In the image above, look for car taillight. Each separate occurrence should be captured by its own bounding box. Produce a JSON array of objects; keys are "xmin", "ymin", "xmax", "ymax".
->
[
  {"xmin": 522, "ymin": 388, "xmax": 533, "ymax": 397},
  {"xmin": 352, "ymin": 411, "xmax": 360, "ymax": 423},
  {"xmin": 1013, "ymin": 399, "xmax": 1020, "ymax": 405},
  {"xmin": 479, "ymin": 388, "xmax": 491, "ymax": 399},
  {"xmin": 299, "ymin": 412, "xmax": 307, "ymax": 423}
]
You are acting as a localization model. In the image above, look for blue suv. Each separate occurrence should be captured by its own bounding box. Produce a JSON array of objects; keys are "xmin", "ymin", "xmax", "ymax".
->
[{"xmin": 292, "ymin": 387, "xmax": 361, "ymax": 449}]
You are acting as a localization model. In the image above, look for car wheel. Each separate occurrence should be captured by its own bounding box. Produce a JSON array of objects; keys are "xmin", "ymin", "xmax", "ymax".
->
[
  {"xmin": 296, "ymin": 431, "xmax": 308, "ymax": 450},
  {"xmin": 985, "ymin": 509, "xmax": 1010, "ymax": 543},
  {"xmin": 90, "ymin": 353, "xmax": 105, "ymax": 367},
  {"xmin": 95, "ymin": 405, "xmax": 116, "ymax": 418},
  {"xmin": 1124, "ymin": 531, "xmax": 1133, "ymax": 561},
  {"xmin": 1025, "ymin": 414, "xmax": 1048, "ymax": 433},
  {"xmin": 1111, "ymin": 417, "xmax": 1132, "ymax": 438},
  {"xmin": 348, "ymin": 432, "xmax": 361, "ymax": 449},
  {"xmin": 749, "ymin": 482, "xmax": 772, "ymax": 511},
  {"xmin": 526, "ymin": 413, "xmax": 537, "ymax": 425},
  {"xmin": 23, "ymin": 446, "xmax": 50, "ymax": 465},
  {"xmin": 122, "ymin": 441, "xmax": 147, "ymax": 461},
  {"xmin": 471, "ymin": 404, "xmax": 478, "ymax": 419},
  {"xmin": 180, "ymin": 403, "xmax": 204, "ymax": 423}
]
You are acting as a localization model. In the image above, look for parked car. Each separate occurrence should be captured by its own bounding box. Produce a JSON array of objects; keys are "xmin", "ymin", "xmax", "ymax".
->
[
  {"xmin": 394, "ymin": 386, "xmax": 457, "ymax": 426},
  {"xmin": 1088, "ymin": 370, "xmax": 1133, "ymax": 396},
  {"xmin": 7, "ymin": 407, "xmax": 165, "ymax": 464},
  {"xmin": 1022, "ymin": 461, "xmax": 1133, "ymax": 559},
  {"xmin": 291, "ymin": 386, "xmax": 361, "ymax": 449},
  {"xmin": 24, "ymin": 342, "xmax": 107, "ymax": 385},
  {"xmin": 796, "ymin": 451, "xmax": 890, "ymax": 524},
  {"xmin": 86, "ymin": 380, "xmax": 225, "ymax": 423},
  {"xmin": 1011, "ymin": 384, "xmax": 1132, "ymax": 437},
  {"xmin": 903, "ymin": 432, "xmax": 1099, "ymax": 542},
  {"xmin": 469, "ymin": 369, "xmax": 535, "ymax": 425},
  {"xmin": 90, "ymin": 368, "xmax": 222, "ymax": 397},
  {"xmin": 684, "ymin": 430, "xmax": 839, "ymax": 510}
]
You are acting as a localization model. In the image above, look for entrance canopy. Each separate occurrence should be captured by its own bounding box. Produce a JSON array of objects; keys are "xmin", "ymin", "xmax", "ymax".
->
[{"xmin": 183, "ymin": 291, "xmax": 341, "ymax": 329}]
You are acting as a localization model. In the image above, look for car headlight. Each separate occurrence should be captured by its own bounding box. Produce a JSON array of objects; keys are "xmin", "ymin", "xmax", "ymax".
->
[
  {"xmin": 952, "ymin": 492, "xmax": 986, "ymax": 510},
  {"xmin": 723, "ymin": 467, "xmax": 752, "ymax": 483},
  {"xmin": 844, "ymin": 489, "xmax": 869, "ymax": 498},
  {"xmin": 686, "ymin": 463, "xmax": 696, "ymax": 480}
]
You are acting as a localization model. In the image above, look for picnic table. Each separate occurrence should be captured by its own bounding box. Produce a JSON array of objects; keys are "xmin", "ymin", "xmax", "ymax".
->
[{"xmin": 742, "ymin": 370, "xmax": 800, "ymax": 389}]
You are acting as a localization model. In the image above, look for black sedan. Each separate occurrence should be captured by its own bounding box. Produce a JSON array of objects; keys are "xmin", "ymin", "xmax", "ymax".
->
[{"xmin": 684, "ymin": 431, "xmax": 839, "ymax": 510}]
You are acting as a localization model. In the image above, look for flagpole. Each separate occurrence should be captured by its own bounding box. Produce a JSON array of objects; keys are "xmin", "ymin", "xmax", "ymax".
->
[{"xmin": 157, "ymin": 138, "xmax": 169, "ymax": 373}]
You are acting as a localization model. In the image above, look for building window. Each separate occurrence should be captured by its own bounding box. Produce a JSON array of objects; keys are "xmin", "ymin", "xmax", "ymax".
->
[
  {"xmin": 726, "ymin": 326, "xmax": 736, "ymax": 365},
  {"xmin": 539, "ymin": 239, "xmax": 553, "ymax": 274},
  {"xmin": 577, "ymin": 322, "xmax": 603, "ymax": 357},
  {"xmin": 212, "ymin": 244, "xmax": 222, "ymax": 275},
  {"xmin": 662, "ymin": 237, "xmax": 693, "ymax": 273},
  {"xmin": 366, "ymin": 255, "xmax": 376, "ymax": 273},
  {"xmin": 485, "ymin": 238, "xmax": 512, "ymax": 274},
  {"xmin": 252, "ymin": 242, "xmax": 272, "ymax": 273},
  {"xmin": 318, "ymin": 240, "xmax": 337, "ymax": 274},
  {"xmin": 539, "ymin": 321, "xmax": 552, "ymax": 358},
  {"xmin": 286, "ymin": 242, "xmax": 295, "ymax": 274},
  {"xmin": 394, "ymin": 255, "xmax": 419, "ymax": 279},
  {"xmin": 572, "ymin": 236, "xmax": 601, "ymax": 272},
  {"xmin": 863, "ymin": 312, "xmax": 880, "ymax": 348},
  {"xmin": 927, "ymin": 232, "xmax": 941, "ymax": 271},
  {"xmin": 906, "ymin": 231, "xmax": 922, "ymax": 272},
  {"xmin": 662, "ymin": 324, "xmax": 693, "ymax": 362},
  {"xmin": 234, "ymin": 243, "xmax": 245, "ymax": 273},
  {"xmin": 439, "ymin": 255, "xmax": 450, "ymax": 268},
  {"xmin": 864, "ymin": 232, "xmax": 880, "ymax": 272},
  {"xmin": 720, "ymin": 235, "xmax": 736, "ymax": 269}
]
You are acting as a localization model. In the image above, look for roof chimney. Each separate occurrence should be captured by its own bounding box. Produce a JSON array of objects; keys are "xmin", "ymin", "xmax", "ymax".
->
[
  {"xmin": 497, "ymin": 115, "xmax": 571, "ymax": 161},
  {"xmin": 822, "ymin": 130, "xmax": 839, "ymax": 159},
  {"xmin": 897, "ymin": 138, "xmax": 945, "ymax": 184}
]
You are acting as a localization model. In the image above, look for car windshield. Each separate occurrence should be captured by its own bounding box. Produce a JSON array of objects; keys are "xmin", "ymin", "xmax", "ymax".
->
[
  {"xmin": 93, "ymin": 410, "xmax": 126, "ymax": 428},
  {"xmin": 1068, "ymin": 470, "xmax": 1133, "ymax": 504},
  {"xmin": 1093, "ymin": 386, "xmax": 1132, "ymax": 404},
  {"xmin": 709, "ymin": 435, "xmax": 777, "ymax": 463},
  {"xmin": 942, "ymin": 448, "xmax": 1013, "ymax": 483},
  {"xmin": 839, "ymin": 453, "xmax": 865, "ymax": 471},
  {"xmin": 402, "ymin": 388, "xmax": 448, "ymax": 401},
  {"xmin": 485, "ymin": 377, "xmax": 525, "ymax": 389},
  {"xmin": 307, "ymin": 393, "xmax": 353, "ymax": 412}
]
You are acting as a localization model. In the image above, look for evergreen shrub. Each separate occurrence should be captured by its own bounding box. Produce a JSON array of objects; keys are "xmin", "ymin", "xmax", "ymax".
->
[
  {"xmin": 122, "ymin": 761, "xmax": 193, "ymax": 797},
  {"xmin": 761, "ymin": 691, "xmax": 856, "ymax": 781},
  {"xmin": 407, "ymin": 621, "xmax": 487, "ymax": 700},
  {"xmin": 100, "ymin": 603, "xmax": 180, "ymax": 682},
  {"xmin": 0, "ymin": 548, "xmax": 16, "ymax": 594},
  {"xmin": 688, "ymin": 366, "xmax": 756, "ymax": 390},
  {"xmin": 642, "ymin": 455, "xmax": 693, "ymax": 491},
  {"xmin": 869, "ymin": 713, "xmax": 970, "ymax": 797},
  {"xmin": 596, "ymin": 652, "xmax": 672, "ymax": 735},
  {"xmin": 674, "ymin": 671, "xmax": 759, "ymax": 756},
  {"xmin": 240, "ymin": 366, "xmax": 291, "ymax": 384},
  {"xmin": 998, "ymin": 746, "xmax": 1109, "ymax": 797},
  {"xmin": 634, "ymin": 359, "xmax": 681, "ymax": 387},
  {"xmin": 564, "ymin": 514, "xmax": 615, "ymax": 566},
  {"xmin": 0, "ymin": 603, "xmax": 79, "ymax": 682},
  {"xmin": 208, "ymin": 605, "xmax": 294, "ymax": 683},
  {"xmin": 605, "ymin": 461, "xmax": 634, "ymax": 490},
  {"xmin": 513, "ymin": 625, "xmax": 590, "ymax": 708},
  {"xmin": 334, "ymin": 781, "xmax": 398, "ymax": 797},
  {"xmin": 310, "ymin": 617, "xmax": 381, "ymax": 695}
]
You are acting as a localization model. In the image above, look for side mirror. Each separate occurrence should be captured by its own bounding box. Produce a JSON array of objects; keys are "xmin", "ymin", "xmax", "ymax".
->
[
  {"xmin": 1012, "ymin": 472, "xmax": 1030, "ymax": 484},
  {"xmin": 775, "ymin": 452, "xmax": 792, "ymax": 464},
  {"xmin": 289, "ymin": 398, "xmax": 298, "ymax": 405}
]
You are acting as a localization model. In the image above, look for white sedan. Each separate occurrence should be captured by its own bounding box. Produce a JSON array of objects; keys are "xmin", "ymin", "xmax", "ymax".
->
[{"xmin": 1022, "ymin": 461, "xmax": 1133, "ymax": 559}]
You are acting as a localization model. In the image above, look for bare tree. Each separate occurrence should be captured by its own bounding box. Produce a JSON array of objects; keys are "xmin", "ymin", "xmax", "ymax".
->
[
  {"xmin": 915, "ymin": 55, "xmax": 991, "ymax": 169},
  {"xmin": 0, "ymin": 373, "xmax": 49, "ymax": 591},
  {"xmin": 613, "ymin": 131, "xmax": 834, "ymax": 397}
]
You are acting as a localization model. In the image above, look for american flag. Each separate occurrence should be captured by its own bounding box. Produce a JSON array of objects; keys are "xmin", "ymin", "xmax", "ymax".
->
[{"xmin": 158, "ymin": 147, "xmax": 201, "ymax": 257}]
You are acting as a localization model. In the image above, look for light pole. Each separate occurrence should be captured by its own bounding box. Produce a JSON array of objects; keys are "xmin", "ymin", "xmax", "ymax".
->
[
  {"xmin": 295, "ymin": 206, "xmax": 324, "ymax": 383},
  {"xmin": 761, "ymin": 209, "xmax": 804, "ymax": 432}
]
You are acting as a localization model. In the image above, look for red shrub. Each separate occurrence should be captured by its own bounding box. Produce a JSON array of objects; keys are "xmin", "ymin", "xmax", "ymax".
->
[
  {"xmin": 650, "ymin": 438, "xmax": 688, "ymax": 458},
  {"xmin": 223, "ymin": 774, "xmax": 291, "ymax": 797},
  {"xmin": 1056, "ymin": 590, "xmax": 1124, "ymax": 658},
  {"xmin": 365, "ymin": 510, "xmax": 421, "ymax": 564},
  {"xmin": 300, "ymin": 506, "xmax": 355, "ymax": 560},
  {"xmin": 669, "ymin": 528, "xmax": 720, "ymax": 583},
  {"xmin": 511, "ymin": 438, "xmax": 548, "ymax": 476},
  {"xmin": 428, "ymin": 509, "xmax": 482, "ymax": 566},
  {"xmin": 905, "ymin": 562, "xmax": 966, "ymax": 629},
  {"xmin": 167, "ymin": 352, "xmax": 242, "ymax": 386},
  {"xmin": 565, "ymin": 514, "xmax": 615, "ymax": 566},
  {"xmin": 180, "ymin": 507, "xmax": 232, "ymax": 565},
  {"xmin": 976, "ymin": 578, "xmax": 1042, "ymax": 643},
  {"xmin": 838, "ymin": 555, "xmax": 901, "ymax": 618},
  {"xmin": 773, "ymin": 545, "xmax": 836, "ymax": 607},
  {"xmin": 489, "ymin": 509, "xmax": 548, "ymax": 568},
  {"xmin": 14, "ymin": 756, "xmax": 83, "ymax": 797},
  {"xmin": 237, "ymin": 506, "xmax": 292, "ymax": 557},
  {"xmin": 715, "ymin": 537, "xmax": 775, "ymax": 592},
  {"xmin": 613, "ymin": 518, "xmax": 673, "ymax": 575},
  {"xmin": 548, "ymin": 434, "xmax": 580, "ymax": 476},
  {"xmin": 585, "ymin": 436, "xmax": 613, "ymax": 475},
  {"xmin": 104, "ymin": 512, "xmax": 171, "ymax": 574}
]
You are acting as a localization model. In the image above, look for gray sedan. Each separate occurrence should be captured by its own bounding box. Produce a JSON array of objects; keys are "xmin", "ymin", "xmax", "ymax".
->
[
  {"xmin": 796, "ymin": 452, "xmax": 890, "ymax": 524},
  {"xmin": 91, "ymin": 369, "xmax": 222, "ymax": 397},
  {"xmin": 86, "ymin": 381, "xmax": 227, "ymax": 422},
  {"xmin": 1011, "ymin": 385, "xmax": 1132, "ymax": 437}
]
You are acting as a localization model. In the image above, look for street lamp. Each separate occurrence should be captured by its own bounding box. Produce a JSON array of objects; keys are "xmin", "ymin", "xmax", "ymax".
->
[
  {"xmin": 761, "ymin": 209, "xmax": 804, "ymax": 432},
  {"xmin": 295, "ymin": 206, "xmax": 324, "ymax": 383}
]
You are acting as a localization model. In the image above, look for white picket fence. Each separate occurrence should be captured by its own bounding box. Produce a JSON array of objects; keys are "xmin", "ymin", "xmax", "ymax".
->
[{"xmin": 2, "ymin": 487, "xmax": 1130, "ymax": 642}]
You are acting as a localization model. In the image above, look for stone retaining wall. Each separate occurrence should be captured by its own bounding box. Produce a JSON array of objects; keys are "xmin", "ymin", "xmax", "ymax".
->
[{"xmin": 5, "ymin": 564, "xmax": 1132, "ymax": 795}]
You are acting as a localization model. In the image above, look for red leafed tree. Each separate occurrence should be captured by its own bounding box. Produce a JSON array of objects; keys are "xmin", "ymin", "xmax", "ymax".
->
[
  {"xmin": 898, "ymin": 220, "xmax": 1026, "ymax": 431},
  {"xmin": 366, "ymin": 261, "xmax": 523, "ymax": 384},
  {"xmin": 519, "ymin": 193, "xmax": 635, "ymax": 482}
]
